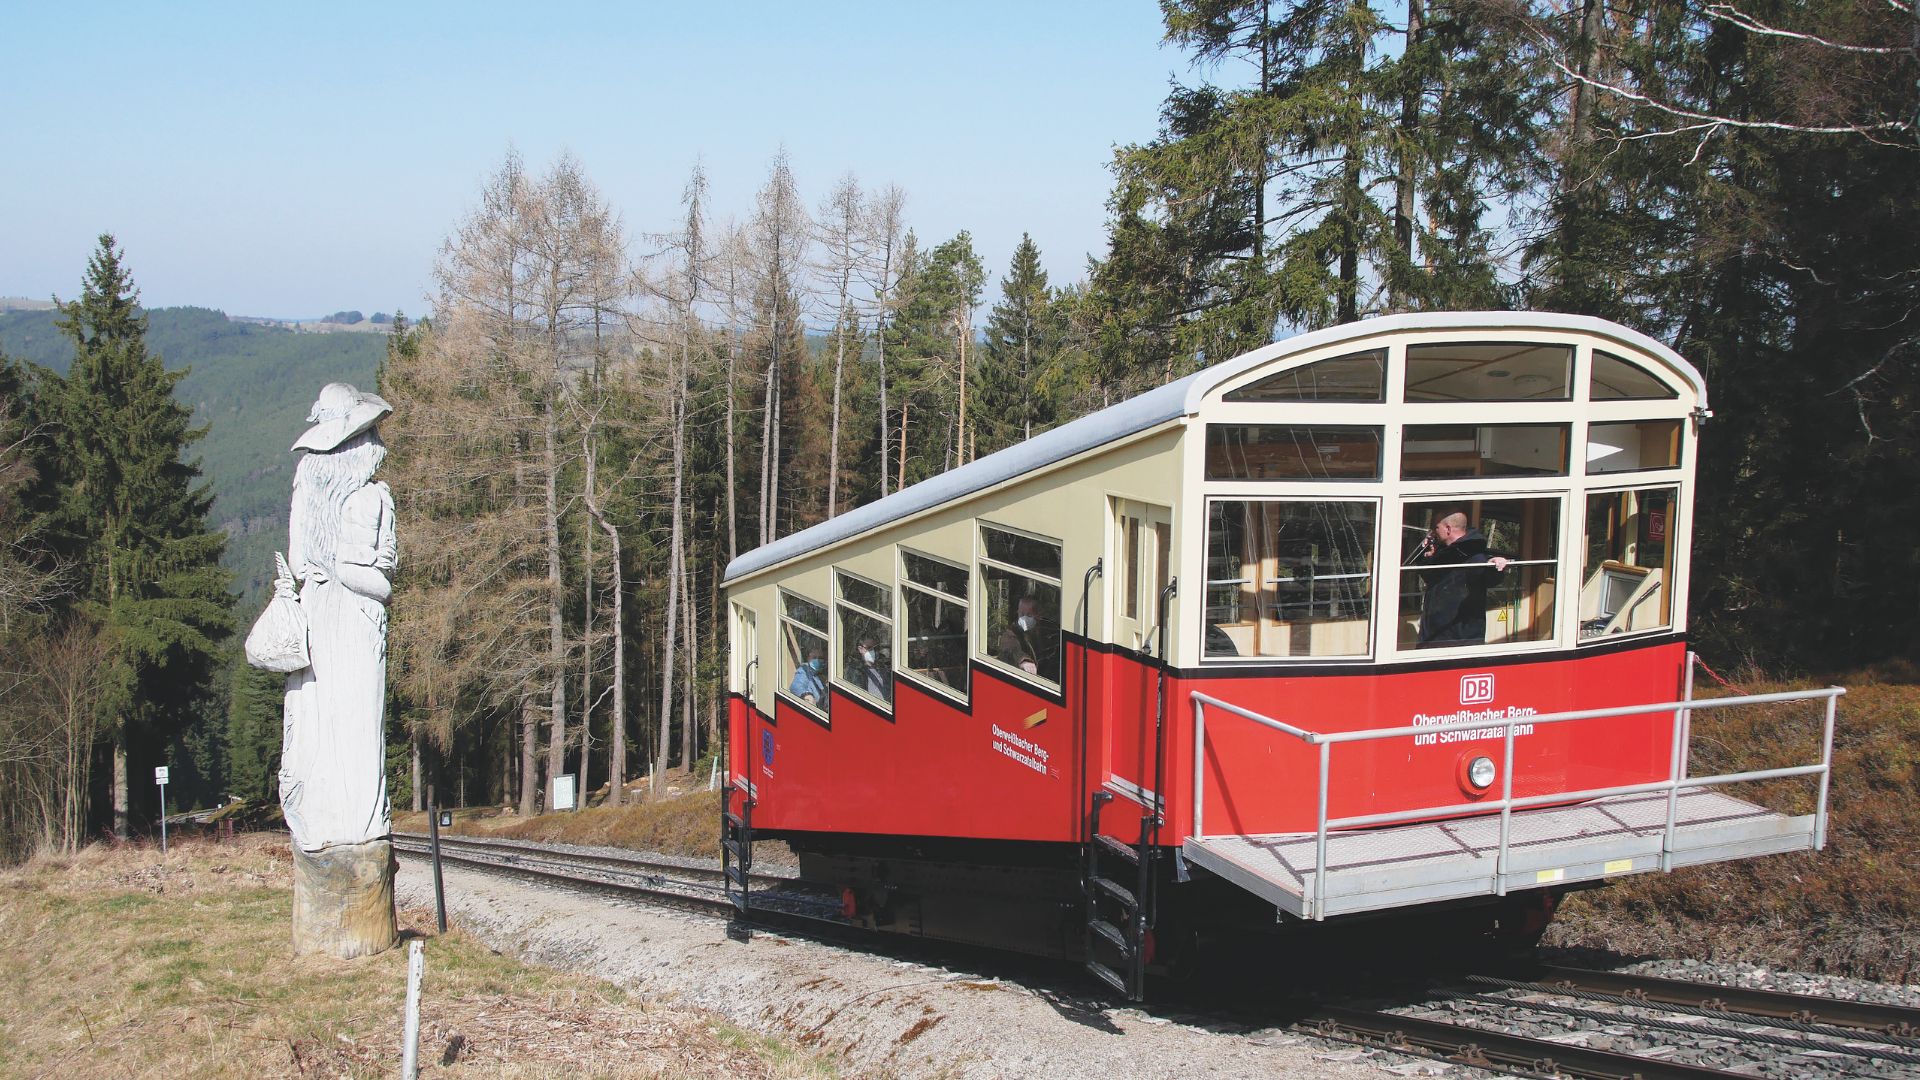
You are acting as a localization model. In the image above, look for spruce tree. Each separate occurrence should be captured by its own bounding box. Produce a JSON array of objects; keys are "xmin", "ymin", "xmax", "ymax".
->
[
  {"xmin": 1096, "ymin": 0, "xmax": 1535, "ymax": 363},
  {"xmin": 975, "ymin": 234, "xmax": 1060, "ymax": 457},
  {"xmin": 40, "ymin": 235, "xmax": 232, "ymax": 837}
]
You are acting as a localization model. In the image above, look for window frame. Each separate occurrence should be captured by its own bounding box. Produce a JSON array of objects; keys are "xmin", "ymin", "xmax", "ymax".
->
[
  {"xmin": 1221, "ymin": 347, "xmax": 1388, "ymax": 404},
  {"xmin": 1583, "ymin": 418, "xmax": 1684, "ymax": 476},
  {"xmin": 1200, "ymin": 495, "xmax": 1382, "ymax": 664},
  {"xmin": 776, "ymin": 587, "xmax": 831, "ymax": 720},
  {"xmin": 1403, "ymin": 341, "xmax": 1576, "ymax": 404},
  {"xmin": 1577, "ymin": 483, "xmax": 1679, "ymax": 645},
  {"xmin": 974, "ymin": 521, "xmax": 1067, "ymax": 690},
  {"xmin": 832, "ymin": 568, "xmax": 895, "ymax": 712},
  {"xmin": 1400, "ymin": 421, "xmax": 1571, "ymax": 481},
  {"xmin": 1204, "ymin": 423, "xmax": 1386, "ymax": 482},
  {"xmin": 896, "ymin": 546, "xmax": 972, "ymax": 704},
  {"xmin": 1389, "ymin": 493, "xmax": 1567, "ymax": 658}
]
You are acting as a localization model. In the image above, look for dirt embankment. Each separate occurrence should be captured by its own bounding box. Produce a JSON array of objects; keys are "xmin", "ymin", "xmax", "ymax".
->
[{"xmin": 1546, "ymin": 665, "xmax": 1920, "ymax": 980}]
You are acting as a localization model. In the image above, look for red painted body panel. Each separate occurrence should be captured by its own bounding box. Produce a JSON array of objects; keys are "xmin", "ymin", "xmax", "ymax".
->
[{"xmin": 727, "ymin": 640, "xmax": 1688, "ymax": 846}]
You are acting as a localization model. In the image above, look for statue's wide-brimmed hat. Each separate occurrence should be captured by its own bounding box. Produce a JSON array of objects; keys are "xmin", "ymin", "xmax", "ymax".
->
[{"xmin": 293, "ymin": 383, "xmax": 392, "ymax": 452}]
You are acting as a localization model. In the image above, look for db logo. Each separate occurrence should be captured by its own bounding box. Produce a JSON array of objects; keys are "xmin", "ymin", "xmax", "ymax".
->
[{"xmin": 1460, "ymin": 673, "xmax": 1495, "ymax": 705}]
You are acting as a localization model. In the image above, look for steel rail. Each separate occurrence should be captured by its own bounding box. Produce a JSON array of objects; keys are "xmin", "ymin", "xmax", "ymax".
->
[
  {"xmin": 1294, "ymin": 1002, "xmax": 1756, "ymax": 1080},
  {"xmin": 1453, "ymin": 991, "xmax": 1920, "ymax": 1065},
  {"xmin": 391, "ymin": 831, "xmax": 792, "ymax": 890},
  {"xmin": 393, "ymin": 843, "xmax": 739, "ymax": 918},
  {"xmin": 1515, "ymin": 965, "xmax": 1920, "ymax": 1038}
]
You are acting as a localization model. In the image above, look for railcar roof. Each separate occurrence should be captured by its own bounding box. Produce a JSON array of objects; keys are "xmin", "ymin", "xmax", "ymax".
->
[{"xmin": 722, "ymin": 311, "xmax": 1703, "ymax": 585}]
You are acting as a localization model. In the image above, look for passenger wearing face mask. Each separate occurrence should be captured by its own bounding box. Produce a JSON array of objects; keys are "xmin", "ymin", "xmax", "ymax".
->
[
  {"xmin": 848, "ymin": 636, "xmax": 892, "ymax": 702},
  {"xmin": 789, "ymin": 647, "xmax": 828, "ymax": 706},
  {"xmin": 995, "ymin": 594, "xmax": 1058, "ymax": 681}
]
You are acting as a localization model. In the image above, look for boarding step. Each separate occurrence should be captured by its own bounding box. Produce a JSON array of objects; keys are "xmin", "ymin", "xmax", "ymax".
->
[
  {"xmin": 1088, "ymin": 917, "xmax": 1135, "ymax": 957},
  {"xmin": 1085, "ymin": 959, "xmax": 1130, "ymax": 996},
  {"xmin": 1093, "ymin": 833, "xmax": 1140, "ymax": 866},
  {"xmin": 1184, "ymin": 789, "xmax": 1817, "ymax": 921},
  {"xmin": 1090, "ymin": 875, "xmax": 1138, "ymax": 911}
]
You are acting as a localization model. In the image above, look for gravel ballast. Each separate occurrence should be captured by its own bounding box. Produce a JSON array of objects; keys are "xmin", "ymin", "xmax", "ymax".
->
[{"xmin": 396, "ymin": 857, "xmax": 1422, "ymax": 1079}]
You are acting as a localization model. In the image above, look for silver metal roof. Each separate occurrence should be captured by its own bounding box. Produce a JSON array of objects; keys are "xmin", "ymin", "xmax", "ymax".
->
[{"xmin": 722, "ymin": 312, "xmax": 1704, "ymax": 585}]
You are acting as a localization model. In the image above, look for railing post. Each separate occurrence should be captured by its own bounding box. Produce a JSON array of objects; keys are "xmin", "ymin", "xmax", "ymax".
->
[
  {"xmin": 1681, "ymin": 651, "xmax": 1698, "ymax": 779},
  {"xmin": 1495, "ymin": 721, "xmax": 1516, "ymax": 896},
  {"xmin": 1815, "ymin": 692, "xmax": 1837, "ymax": 850},
  {"xmin": 1313, "ymin": 741, "xmax": 1330, "ymax": 921},
  {"xmin": 1661, "ymin": 693, "xmax": 1688, "ymax": 872},
  {"xmin": 1191, "ymin": 697, "xmax": 1206, "ymax": 840}
]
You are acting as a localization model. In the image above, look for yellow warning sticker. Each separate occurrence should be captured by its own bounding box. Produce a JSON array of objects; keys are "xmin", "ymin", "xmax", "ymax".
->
[
  {"xmin": 1536, "ymin": 868, "xmax": 1566, "ymax": 884},
  {"xmin": 1604, "ymin": 858, "xmax": 1634, "ymax": 874}
]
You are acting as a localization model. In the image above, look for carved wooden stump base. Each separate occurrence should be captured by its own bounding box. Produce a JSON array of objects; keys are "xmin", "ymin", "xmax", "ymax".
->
[{"xmin": 291, "ymin": 838, "xmax": 397, "ymax": 959}]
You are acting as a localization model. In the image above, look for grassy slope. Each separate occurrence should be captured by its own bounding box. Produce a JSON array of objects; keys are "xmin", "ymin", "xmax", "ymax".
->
[
  {"xmin": 1546, "ymin": 665, "xmax": 1920, "ymax": 980},
  {"xmin": 0, "ymin": 833, "xmax": 839, "ymax": 1078},
  {"xmin": 0, "ymin": 306, "xmax": 386, "ymax": 607}
]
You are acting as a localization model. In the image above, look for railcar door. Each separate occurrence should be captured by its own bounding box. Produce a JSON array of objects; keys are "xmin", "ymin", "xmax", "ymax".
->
[
  {"xmin": 729, "ymin": 603, "xmax": 758, "ymax": 791},
  {"xmin": 1111, "ymin": 499, "xmax": 1173, "ymax": 656},
  {"xmin": 1105, "ymin": 498, "xmax": 1172, "ymax": 804}
]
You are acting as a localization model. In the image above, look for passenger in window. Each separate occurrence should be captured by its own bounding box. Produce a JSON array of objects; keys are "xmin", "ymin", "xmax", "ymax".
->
[
  {"xmin": 789, "ymin": 648, "xmax": 827, "ymax": 705},
  {"xmin": 1409, "ymin": 512, "xmax": 1510, "ymax": 646},
  {"xmin": 996, "ymin": 595, "xmax": 1059, "ymax": 681},
  {"xmin": 848, "ymin": 636, "xmax": 892, "ymax": 702}
]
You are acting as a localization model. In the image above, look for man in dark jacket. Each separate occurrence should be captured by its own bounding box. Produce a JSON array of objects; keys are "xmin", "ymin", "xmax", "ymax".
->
[{"xmin": 1411, "ymin": 512, "xmax": 1510, "ymax": 645}]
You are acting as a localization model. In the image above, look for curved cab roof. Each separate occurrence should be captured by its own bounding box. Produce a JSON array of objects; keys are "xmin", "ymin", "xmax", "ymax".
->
[{"xmin": 723, "ymin": 311, "xmax": 1702, "ymax": 585}]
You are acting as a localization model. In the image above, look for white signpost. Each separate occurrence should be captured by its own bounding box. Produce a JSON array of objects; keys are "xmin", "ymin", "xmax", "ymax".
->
[
  {"xmin": 154, "ymin": 766, "xmax": 170, "ymax": 854},
  {"xmin": 551, "ymin": 773, "xmax": 577, "ymax": 812}
]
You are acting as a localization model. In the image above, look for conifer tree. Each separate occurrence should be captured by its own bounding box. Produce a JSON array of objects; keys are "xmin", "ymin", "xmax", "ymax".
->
[
  {"xmin": 38, "ymin": 235, "xmax": 232, "ymax": 837},
  {"xmin": 975, "ymin": 234, "xmax": 1060, "ymax": 456},
  {"xmin": 1097, "ymin": 0, "xmax": 1533, "ymax": 364}
]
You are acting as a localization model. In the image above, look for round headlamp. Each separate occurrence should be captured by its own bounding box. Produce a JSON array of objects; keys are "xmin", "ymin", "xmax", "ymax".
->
[{"xmin": 1467, "ymin": 755, "xmax": 1497, "ymax": 791}]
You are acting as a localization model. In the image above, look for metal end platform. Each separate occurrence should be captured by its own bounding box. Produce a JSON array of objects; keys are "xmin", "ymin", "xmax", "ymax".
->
[{"xmin": 1183, "ymin": 789, "xmax": 1816, "ymax": 921}]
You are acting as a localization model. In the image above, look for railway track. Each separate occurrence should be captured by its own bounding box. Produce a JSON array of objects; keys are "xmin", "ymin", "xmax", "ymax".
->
[
  {"xmin": 1285, "ymin": 963, "xmax": 1920, "ymax": 1080},
  {"xmin": 394, "ymin": 832, "xmax": 1919, "ymax": 1079}
]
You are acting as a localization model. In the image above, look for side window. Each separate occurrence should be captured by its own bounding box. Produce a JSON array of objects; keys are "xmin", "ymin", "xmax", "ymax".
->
[
  {"xmin": 1590, "ymin": 350, "xmax": 1678, "ymax": 400},
  {"xmin": 977, "ymin": 524, "xmax": 1064, "ymax": 686},
  {"xmin": 1581, "ymin": 487, "xmax": 1676, "ymax": 639},
  {"xmin": 1399, "ymin": 498, "xmax": 1560, "ymax": 651},
  {"xmin": 1405, "ymin": 343, "xmax": 1572, "ymax": 403},
  {"xmin": 899, "ymin": 550, "xmax": 970, "ymax": 699},
  {"xmin": 1223, "ymin": 349, "xmax": 1386, "ymax": 402},
  {"xmin": 1206, "ymin": 425, "xmax": 1383, "ymax": 480},
  {"xmin": 834, "ymin": 570, "xmax": 894, "ymax": 708},
  {"xmin": 778, "ymin": 589, "xmax": 829, "ymax": 715},
  {"xmin": 1402, "ymin": 424, "xmax": 1568, "ymax": 479},
  {"xmin": 1587, "ymin": 419, "xmax": 1682, "ymax": 474},
  {"xmin": 1205, "ymin": 500, "xmax": 1376, "ymax": 659}
]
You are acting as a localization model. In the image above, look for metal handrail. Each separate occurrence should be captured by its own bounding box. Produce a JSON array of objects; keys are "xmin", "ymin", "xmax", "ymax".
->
[{"xmin": 1189, "ymin": 655, "xmax": 1843, "ymax": 920}]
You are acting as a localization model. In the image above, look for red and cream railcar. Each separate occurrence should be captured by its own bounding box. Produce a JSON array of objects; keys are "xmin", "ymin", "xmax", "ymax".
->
[{"xmin": 720, "ymin": 312, "xmax": 1841, "ymax": 996}]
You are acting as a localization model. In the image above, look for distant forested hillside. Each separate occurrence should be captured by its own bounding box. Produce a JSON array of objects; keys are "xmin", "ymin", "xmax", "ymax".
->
[{"xmin": 0, "ymin": 306, "xmax": 386, "ymax": 606}]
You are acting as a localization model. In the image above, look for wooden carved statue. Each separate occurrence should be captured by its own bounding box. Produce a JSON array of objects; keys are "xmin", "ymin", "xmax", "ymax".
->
[{"xmin": 257, "ymin": 382, "xmax": 398, "ymax": 958}]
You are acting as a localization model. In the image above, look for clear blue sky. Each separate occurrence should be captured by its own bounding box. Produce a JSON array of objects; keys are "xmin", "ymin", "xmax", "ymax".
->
[{"xmin": 3, "ymin": 2, "xmax": 1184, "ymax": 319}]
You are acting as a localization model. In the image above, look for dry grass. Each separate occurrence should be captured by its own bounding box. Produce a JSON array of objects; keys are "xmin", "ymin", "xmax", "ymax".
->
[
  {"xmin": 0, "ymin": 832, "xmax": 838, "ymax": 1078},
  {"xmin": 1547, "ymin": 662, "xmax": 1920, "ymax": 980}
]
